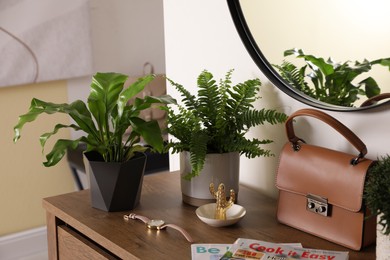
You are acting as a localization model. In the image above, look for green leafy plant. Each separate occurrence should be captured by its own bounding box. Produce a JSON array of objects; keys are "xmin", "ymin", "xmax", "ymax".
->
[
  {"xmin": 274, "ymin": 48, "xmax": 390, "ymax": 107},
  {"xmin": 364, "ymin": 155, "xmax": 390, "ymax": 235},
  {"xmin": 166, "ymin": 69, "xmax": 288, "ymax": 179},
  {"xmin": 14, "ymin": 72, "xmax": 176, "ymax": 166}
]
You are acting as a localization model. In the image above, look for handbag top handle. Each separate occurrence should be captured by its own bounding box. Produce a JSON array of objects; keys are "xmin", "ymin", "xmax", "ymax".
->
[{"xmin": 285, "ymin": 108, "xmax": 367, "ymax": 164}]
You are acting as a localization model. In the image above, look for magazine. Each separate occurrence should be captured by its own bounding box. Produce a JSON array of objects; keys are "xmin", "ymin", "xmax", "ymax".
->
[
  {"xmin": 220, "ymin": 238, "xmax": 349, "ymax": 260},
  {"xmin": 191, "ymin": 242, "xmax": 302, "ymax": 260},
  {"xmin": 191, "ymin": 244, "xmax": 231, "ymax": 260}
]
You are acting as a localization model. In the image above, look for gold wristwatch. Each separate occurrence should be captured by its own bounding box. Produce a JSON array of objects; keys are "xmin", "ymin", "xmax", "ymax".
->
[{"xmin": 123, "ymin": 213, "xmax": 194, "ymax": 243}]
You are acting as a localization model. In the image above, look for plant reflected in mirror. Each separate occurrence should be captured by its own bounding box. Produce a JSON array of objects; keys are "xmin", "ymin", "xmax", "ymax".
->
[
  {"xmin": 274, "ymin": 48, "xmax": 390, "ymax": 107},
  {"xmin": 228, "ymin": 0, "xmax": 390, "ymax": 110}
]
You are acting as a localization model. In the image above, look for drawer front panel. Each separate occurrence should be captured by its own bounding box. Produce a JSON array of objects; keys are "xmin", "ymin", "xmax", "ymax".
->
[{"xmin": 57, "ymin": 225, "xmax": 117, "ymax": 259}]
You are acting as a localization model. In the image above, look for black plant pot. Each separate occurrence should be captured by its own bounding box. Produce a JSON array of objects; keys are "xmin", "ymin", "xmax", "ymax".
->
[{"xmin": 83, "ymin": 151, "xmax": 147, "ymax": 212}]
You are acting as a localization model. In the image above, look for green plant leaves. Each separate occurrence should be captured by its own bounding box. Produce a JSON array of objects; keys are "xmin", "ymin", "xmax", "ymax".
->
[
  {"xmin": 39, "ymin": 123, "xmax": 81, "ymax": 148},
  {"xmin": 242, "ymin": 109, "xmax": 288, "ymax": 127},
  {"xmin": 166, "ymin": 78, "xmax": 198, "ymax": 110},
  {"xmin": 359, "ymin": 77, "xmax": 380, "ymax": 98},
  {"xmin": 184, "ymin": 130, "xmax": 208, "ymax": 180},
  {"xmin": 117, "ymin": 74, "xmax": 155, "ymax": 117},
  {"xmin": 166, "ymin": 70, "xmax": 287, "ymax": 178},
  {"xmin": 43, "ymin": 139, "xmax": 82, "ymax": 167},
  {"xmin": 277, "ymin": 48, "xmax": 390, "ymax": 107},
  {"xmin": 14, "ymin": 99, "xmax": 97, "ymax": 142},
  {"xmin": 14, "ymin": 72, "xmax": 176, "ymax": 166},
  {"xmin": 364, "ymin": 155, "xmax": 390, "ymax": 235},
  {"xmin": 89, "ymin": 72, "xmax": 127, "ymax": 132},
  {"xmin": 130, "ymin": 117, "xmax": 164, "ymax": 153}
]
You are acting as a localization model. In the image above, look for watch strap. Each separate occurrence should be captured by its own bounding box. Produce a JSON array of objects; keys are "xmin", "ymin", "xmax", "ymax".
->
[
  {"xmin": 124, "ymin": 213, "xmax": 150, "ymax": 224},
  {"xmin": 124, "ymin": 213, "xmax": 194, "ymax": 243},
  {"xmin": 160, "ymin": 223, "xmax": 194, "ymax": 243}
]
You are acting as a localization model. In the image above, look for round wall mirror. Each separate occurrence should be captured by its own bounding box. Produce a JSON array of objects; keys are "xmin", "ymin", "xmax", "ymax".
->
[{"xmin": 227, "ymin": 0, "xmax": 390, "ymax": 111}]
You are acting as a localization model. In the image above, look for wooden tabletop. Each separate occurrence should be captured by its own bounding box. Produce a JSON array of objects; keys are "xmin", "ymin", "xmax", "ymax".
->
[{"xmin": 42, "ymin": 171, "xmax": 375, "ymax": 259}]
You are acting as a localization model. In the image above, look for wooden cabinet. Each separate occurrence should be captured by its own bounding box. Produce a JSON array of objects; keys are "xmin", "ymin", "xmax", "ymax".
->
[
  {"xmin": 57, "ymin": 226, "xmax": 116, "ymax": 259},
  {"xmin": 43, "ymin": 171, "xmax": 375, "ymax": 259}
]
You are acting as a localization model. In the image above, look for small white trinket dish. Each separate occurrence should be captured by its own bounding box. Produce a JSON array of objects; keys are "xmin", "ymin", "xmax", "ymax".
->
[{"xmin": 195, "ymin": 203, "xmax": 246, "ymax": 227}]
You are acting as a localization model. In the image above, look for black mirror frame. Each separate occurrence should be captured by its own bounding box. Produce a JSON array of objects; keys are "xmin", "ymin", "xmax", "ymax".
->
[{"xmin": 226, "ymin": 0, "xmax": 385, "ymax": 112}]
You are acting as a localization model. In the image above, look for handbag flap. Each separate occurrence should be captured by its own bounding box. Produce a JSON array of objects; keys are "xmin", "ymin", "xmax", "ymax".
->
[{"xmin": 276, "ymin": 143, "xmax": 373, "ymax": 212}]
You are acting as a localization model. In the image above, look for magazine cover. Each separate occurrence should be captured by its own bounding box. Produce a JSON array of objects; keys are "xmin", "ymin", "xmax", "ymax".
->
[
  {"xmin": 191, "ymin": 244, "xmax": 231, "ymax": 260},
  {"xmin": 220, "ymin": 238, "xmax": 348, "ymax": 260},
  {"xmin": 191, "ymin": 242, "xmax": 302, "ymax": 260}
]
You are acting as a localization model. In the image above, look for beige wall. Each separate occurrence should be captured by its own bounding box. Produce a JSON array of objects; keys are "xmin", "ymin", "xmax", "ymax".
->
[
  {"xmin": 0, "ymin": 80, "xmax": 75, "ymax": 236},
  {"xmin": 0, "ymin": 0, "xmax": 166, "ymax": 238},
  {"xmin": 241, "ymin": 0, "xmax": 390, "ymax": 95}
]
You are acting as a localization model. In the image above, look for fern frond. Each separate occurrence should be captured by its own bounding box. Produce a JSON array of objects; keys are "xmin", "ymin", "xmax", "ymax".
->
[
  {"xmin": 184, "ymin": 130, "xmax": 209, "ymax": 180},
  {"xmin": 166, "ymin": 106, "xmax": 200, "ymax": 150},
  {"xmin": 166, "ymin": 78, "xmax": 198, "ymax": 110},
  {"xmin": 215, "ymin": 70, "xmax": 233, "ymax": 133},
  {"xmin": 197, "ymin": 70, "xmax": 219, "ymax": 130},
  {"xmin": 223, "ymin": 135, "xmax": 273, "ymax": 158},
  {"xmin": 227, "ymin": 79, "xmax": 260, "ymax": 116},
  {"xmin": 166, "ymin": 70, "xmax": 288, "ymax": 179},
  {"xmin": 245, "ymin": 138, "xmax": 273, "ymax": 157},
  {"xmin": 274, "ymin": 61, "xmax": 314, "ymax": 96},
  {"xmin": 242, "ymin": 109, "xmax": 289, "ymax": 128},
  {"xmin": 165, "ymin": 141, "xmax": 188, "ymax": 154}
]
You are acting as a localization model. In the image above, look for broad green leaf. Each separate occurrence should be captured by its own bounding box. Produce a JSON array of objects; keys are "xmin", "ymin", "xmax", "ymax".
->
[
  {"xmin": 124, "ymin": 144, "xmax": 148, "ymax": 161},
  {"xmin": 305, "ymin": 56, "xmax": 334, "ymax": 76},
  {"xmin": 13, "ymin": 98, "xmax": 67, "ymax": 142},
  {"xmin": 117, "ymin": 74, "xmax": 155, "ymax": 117},
  {"xmin": 67, "ymin": 100, "xmax": 99, "ymax": 139},
  {"xmin": 371, "ymin": 57, "xmax": 390, "ymax": 71},
  {"xmin": 278, "ymin": 48, "xmax": 390, "ymax": 106},
  {"xmin": 143, "ymin": 95, "xmax": 177, "ymax": 105},
  {"xmin": 88, "ymin": 72, "xmax": 127, "ymax": 132},
  {"xmin": 14, "ymin": 98, "xmax": 97, "ymax": 142},
  {"xmin": 43, "ymin": 139, "xmax": 82, "ymax": 167},
  {"xmin": 285, "ymin": 48, "xmax": 334, "ymax": 76},
  {"xmin": 14, "ymin": 72, "xmax": 173, "ymax": 165},
  {"xmin": 132, "ymin": 97, "xmax": 152, "ymax": 112},
  {"xmin": 359, "ymin": 77, "xmax": 381, "ymax": 98},
  {"xmin": 130, "ymin": 117, "xmax": 164, "ymax": 153},
  {"xmin": 14, "ymin": 107, "xmax": 46, "ymax": 142},
  {"xmin": 40, "ymin": 123, "xmax": 81, "ymax": 148}
]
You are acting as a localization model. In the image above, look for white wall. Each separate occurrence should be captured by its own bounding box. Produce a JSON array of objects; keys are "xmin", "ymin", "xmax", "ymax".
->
[{"xmin": 163, "ymin": 0, "xmax": 390, "ymax": 198}]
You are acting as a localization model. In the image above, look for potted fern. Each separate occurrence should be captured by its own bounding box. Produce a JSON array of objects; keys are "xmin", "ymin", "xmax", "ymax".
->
[
  {"xmin": 364, "ymin": 155, "xmax": 390, "ymax": 258},
  {"xmin": 166, "ymin": 70, "xmax": 288, "ymax": 206},
  {"xmin": 14, "ymin": 72, "xmax": 176, "ymax": 212},
  {"xmin": 274, "ymin": 48, "xmax": 390, "ymax": 107}
]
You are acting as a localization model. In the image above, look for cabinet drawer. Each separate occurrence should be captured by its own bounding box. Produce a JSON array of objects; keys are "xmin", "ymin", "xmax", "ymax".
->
[{"xmin": 57, "ymin": 225, "xmax": 117, "ymax": 259}]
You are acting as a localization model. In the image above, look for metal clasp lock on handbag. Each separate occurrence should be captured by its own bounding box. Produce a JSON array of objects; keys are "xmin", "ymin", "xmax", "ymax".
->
[{"xmin": 306, "ymin": 194, "xmax": 329, "ymax": 217}]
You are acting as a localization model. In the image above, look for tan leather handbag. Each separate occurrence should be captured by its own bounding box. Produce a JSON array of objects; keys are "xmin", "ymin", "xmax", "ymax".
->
[{"xmin": 276, "ymin": 108, "xmax": 376, "ymax": 250}]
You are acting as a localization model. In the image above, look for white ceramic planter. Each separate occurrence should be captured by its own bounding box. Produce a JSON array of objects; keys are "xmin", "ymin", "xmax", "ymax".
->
[
  {"xmin": 377, "ymin": 214, "xmax": 390, "ymax": 260},
  {"xmin": 180, "ymin": 151, "xmax": 240, "ymax": 207}
]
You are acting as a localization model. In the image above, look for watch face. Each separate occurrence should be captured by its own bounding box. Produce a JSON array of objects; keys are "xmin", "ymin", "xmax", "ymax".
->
[{"xmin": 147, "ymin": 219, "xmax": 165, "ymax": 229}]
